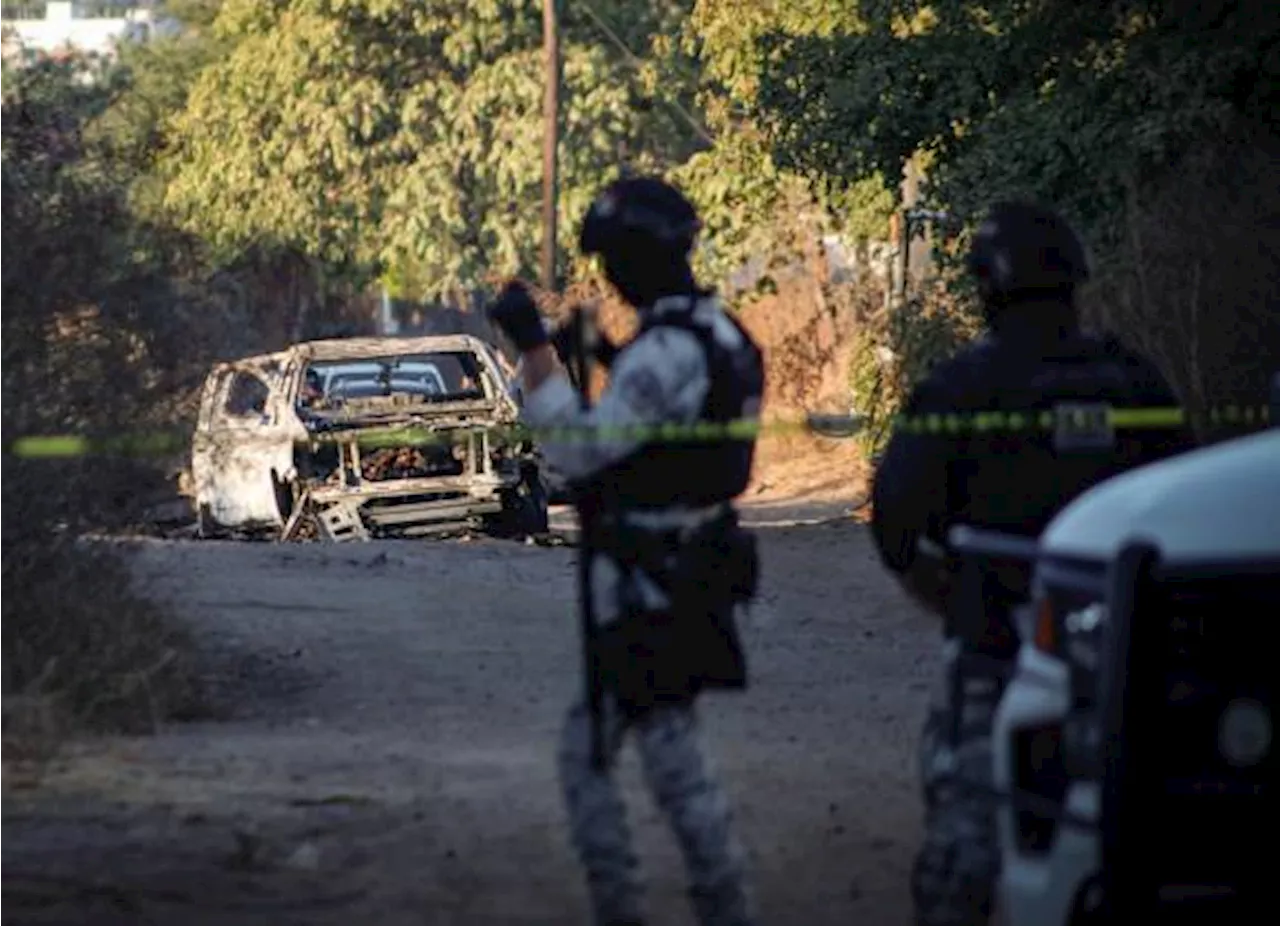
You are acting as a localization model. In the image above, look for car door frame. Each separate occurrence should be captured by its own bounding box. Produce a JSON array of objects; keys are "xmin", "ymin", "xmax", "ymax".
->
[{"xmin": 191, "ymin": 350, "xmax": 300, "ymax": 532}]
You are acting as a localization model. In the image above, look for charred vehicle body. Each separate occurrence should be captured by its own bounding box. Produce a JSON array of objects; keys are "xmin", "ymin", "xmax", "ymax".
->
[{"xmin": 192, "ymin": 336, "xmax": 549, "ymax": 541}]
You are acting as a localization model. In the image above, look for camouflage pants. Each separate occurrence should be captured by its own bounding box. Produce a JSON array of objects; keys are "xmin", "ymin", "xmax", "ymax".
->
[
  {"xmin": 911, "ymin": 638, "xmax": 1007, "ymax": 926},
  {"xmin": 558, "ymin": 696, "xmax": 755, "ymax": 926}
]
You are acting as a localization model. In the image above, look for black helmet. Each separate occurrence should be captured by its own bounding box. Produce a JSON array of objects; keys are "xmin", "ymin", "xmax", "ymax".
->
[
  {"xmin": 966, "ymin": 201, "xmax": 1090, "ymax": 300},
  {"xmin": 578, "ymin": 176, "xmax": 701, "ymax": 259}
]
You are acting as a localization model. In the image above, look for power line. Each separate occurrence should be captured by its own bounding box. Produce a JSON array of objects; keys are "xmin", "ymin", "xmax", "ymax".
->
[{"xmin": 569, "ymin": 0, "xmax": 714, "ymax": 147}]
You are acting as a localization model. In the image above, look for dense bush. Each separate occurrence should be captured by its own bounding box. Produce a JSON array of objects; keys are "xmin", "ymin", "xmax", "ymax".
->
[
  {"xmin": 755, "ymin": 0, "xmax": 1280, "ymax": 436},
  {"xmin": 0, "ymin": 48, "xmax": 211, "ymax": 743}
]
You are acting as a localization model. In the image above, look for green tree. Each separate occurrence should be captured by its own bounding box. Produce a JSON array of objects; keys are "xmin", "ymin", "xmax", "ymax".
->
[
  {"xmin": 755, "ymin": 0, "xmax": 1280, "ymax": 432},
  {"xmin": 674, "ymin": 0, "xmax": 894, "ymax": 288},
  {"xmin": 4, "ymin": 51, "xmax": 131, "ymax": 434},
  {"xmin": 159, "ymin": 0, "xmax": 704, "ymax": 304},
  {"xmin": 86, "ymin": 1, "xmax": 230, "ymax": 216},
  {"xmin": 755, "ymin": 0, "xmax": 1280, "ymax": 255}
]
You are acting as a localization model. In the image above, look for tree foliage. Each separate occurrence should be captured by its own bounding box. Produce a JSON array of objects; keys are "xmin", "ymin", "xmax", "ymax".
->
[
  {"xmin": 674, "ymin": 0, "xmax": 894, "ymax": 287},
  {"xmin": 2, "ymin": 50, "xmax": 188, "ymax": 552},
  {"xmin": 755, "ymin": 0, "xmax": 1280, "ymax": 428},
  {"xmin": 2, "ymin": 51, "xmax": 155, "ymax": 436},
  {"xmin": 755, "ymin": 0, "xmax": 1280, "ymax": 253},
  {"xmin": 159, "ymin": 0, "xmax": 703, "ymax": 303},
  {"xmin": 85, "ymin": 1, "xmax": 230, "ymax": 215}
]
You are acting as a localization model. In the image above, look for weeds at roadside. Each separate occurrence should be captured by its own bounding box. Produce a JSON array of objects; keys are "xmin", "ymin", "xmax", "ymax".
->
[{"xmin": 2, "ymin": 534, "xmax": 210, "ymax": 779}]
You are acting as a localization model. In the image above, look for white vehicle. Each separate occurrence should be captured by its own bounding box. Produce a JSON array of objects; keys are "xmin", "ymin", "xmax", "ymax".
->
[
  {"xmin": 191, "ymin": 335, "xmax": 549, "ymax": 541},
  {"xmin": 956, "ymin": 429, "xmax": 1279, "ymax": 924}
]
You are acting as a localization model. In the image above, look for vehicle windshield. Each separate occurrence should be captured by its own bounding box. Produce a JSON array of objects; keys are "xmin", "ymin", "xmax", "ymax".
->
[{"xmin": 299, "ymin": 351, "xmax": 489, "ymax": 409}]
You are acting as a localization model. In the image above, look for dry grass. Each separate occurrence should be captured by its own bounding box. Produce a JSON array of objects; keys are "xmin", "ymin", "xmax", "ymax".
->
[
  {"xmin": 0, "ymin": 534, "xmax": 201, "ymax": 767},
  {"xmin": 2, "ymin": 537, "xmax": 209, "ymax": 768},
  {"xmin": 2, "ymin": 415, "xmax": 210, "ymax": 772}
]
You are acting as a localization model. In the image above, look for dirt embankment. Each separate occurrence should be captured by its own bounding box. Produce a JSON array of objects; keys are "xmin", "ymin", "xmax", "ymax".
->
[
  {"xmin": 736, "ymin": 281, "xmax": 869, "ymax": 507},
  {"xmin": 574, "ymin": 276, "xmax": 872, "ymax": 508}
]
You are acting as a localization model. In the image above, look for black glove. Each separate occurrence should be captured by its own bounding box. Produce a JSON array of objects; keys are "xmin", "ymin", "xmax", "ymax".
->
[{"xmin": 487, "ymin": 281, "xmax": 549, "ymax": 352}]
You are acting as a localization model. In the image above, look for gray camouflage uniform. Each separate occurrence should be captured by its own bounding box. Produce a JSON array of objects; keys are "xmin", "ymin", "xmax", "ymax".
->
[
  {"xmin": 911, "ymin": 638, "xmax": 1005, "ymax": 926},
  {"xmin": 520, "ymin": 294, "xmax": 757, "ymax": 926}
]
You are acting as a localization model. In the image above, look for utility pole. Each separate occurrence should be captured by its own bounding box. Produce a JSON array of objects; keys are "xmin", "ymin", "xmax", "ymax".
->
[
  {"xmin": 541, "ymin": 0, "xmax": 561, "ymax": 292},
  {"xmin": 895, "ymin": 157, "xmax": 920, "ymax": 309}
]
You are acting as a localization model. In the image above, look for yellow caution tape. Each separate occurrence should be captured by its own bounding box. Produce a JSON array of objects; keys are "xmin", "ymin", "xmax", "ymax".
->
[
  {"xmin": 10, "ymin": 435, "xmax": 94, "ymax": 458},
  {"xmin": 5, "ymin": 405, "xmax": 1271, "ymax": 458},
  {"xmin": 9, "ymin": 432, "xmax": 190, "ymax": 457},
  {"xmin": 891, "ymin": 404, "xmax": 1269, "ymax": 434}
]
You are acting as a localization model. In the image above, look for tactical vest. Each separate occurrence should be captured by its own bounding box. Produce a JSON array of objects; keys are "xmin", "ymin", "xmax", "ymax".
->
[
  {"xmin": 592, "ymin": 303, "xmax": 765, "ymax": 511},
  {"xmin": 946, "ymin": 331, "xmax": 1191, "ymax": 538},
  {"xmin": 940, "ymin": 330, "xmax": 1192, "ymax": 658}
]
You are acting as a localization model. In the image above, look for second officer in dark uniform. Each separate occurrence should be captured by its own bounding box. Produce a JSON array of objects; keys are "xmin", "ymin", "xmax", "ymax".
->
[{"xmin": 871, "ymin": 201, "xmax": 1194, "ymax": 926}]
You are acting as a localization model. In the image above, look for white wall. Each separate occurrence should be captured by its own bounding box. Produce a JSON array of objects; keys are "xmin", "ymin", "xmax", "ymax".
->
[{"xmin": 2, "ymin": 2, "xmax": 176, "ymax": 59}]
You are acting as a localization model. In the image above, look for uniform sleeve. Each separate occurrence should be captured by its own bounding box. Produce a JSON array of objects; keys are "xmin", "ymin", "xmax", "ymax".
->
[
  {"xmin": 519, "ymin": 326, "xmax": 709, "ymax": 482},
  {"xmin": 870, "ymin": 369, "xmax": 960, "ymax": 574}
]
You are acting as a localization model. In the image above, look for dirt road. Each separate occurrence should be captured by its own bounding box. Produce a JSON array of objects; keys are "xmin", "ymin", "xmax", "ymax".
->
[{"xmin": 2, "ymin": 511, "xmax": 941, "ymax": 926}]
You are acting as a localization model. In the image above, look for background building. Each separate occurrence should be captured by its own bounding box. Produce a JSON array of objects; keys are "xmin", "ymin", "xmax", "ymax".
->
[{"xmin": 2, "ymin": 2, "xmax": 175, "ymax": 64}]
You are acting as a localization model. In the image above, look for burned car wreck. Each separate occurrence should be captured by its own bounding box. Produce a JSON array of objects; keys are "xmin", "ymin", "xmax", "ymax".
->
[{"xmin": 191, "ymin": 335, "xmax": 549, "ymax": 541}]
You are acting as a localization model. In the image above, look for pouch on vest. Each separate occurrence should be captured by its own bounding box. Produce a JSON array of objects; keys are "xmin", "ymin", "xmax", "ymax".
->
[
  {"xmin": 599, "ymin": 513, "xmax": 760, "ymax": 612},
  {"xmin": 671, "ymin": 515, "xmax": 760, "ymax": 608}
]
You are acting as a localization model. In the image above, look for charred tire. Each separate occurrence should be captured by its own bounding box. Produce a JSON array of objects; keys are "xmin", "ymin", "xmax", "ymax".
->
[
  {"xmin": 491, "ymin": 469, "xmax": 550, "ymax": 538},
  {"xmin": 272, "ymin": 469, "xmax": 296, "ymax": 523}
]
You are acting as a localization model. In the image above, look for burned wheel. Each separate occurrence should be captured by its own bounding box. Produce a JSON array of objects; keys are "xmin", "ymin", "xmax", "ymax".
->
[
  {"xmin": 489, "ymin": 469, "xmax": 550, "ymax": 538},
  {"xmin": 289, "ymin": 511, "xmax": 321, "ymax": 541},
  {"xmin": 272, "ymin": 469, "xmax": 296, "ymax": 522}
]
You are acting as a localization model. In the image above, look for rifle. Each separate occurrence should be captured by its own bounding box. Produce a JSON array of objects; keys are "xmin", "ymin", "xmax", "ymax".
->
[
  {"xmin": 551, "ymin": 307, "xmax": 618, "ymax": 391},
  {"xmin": 566, "ymin": 303, "xmax": 607, "ymax": 771}
]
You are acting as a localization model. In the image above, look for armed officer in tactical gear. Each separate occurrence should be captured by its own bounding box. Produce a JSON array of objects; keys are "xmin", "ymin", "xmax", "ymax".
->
[
  {"xmin": 487, "ymin": 176, "xmax": 763, "ymax": 926},
  {"xmin": 871, "ymin": 201, "xmax": 1194, "ymax": 926}
]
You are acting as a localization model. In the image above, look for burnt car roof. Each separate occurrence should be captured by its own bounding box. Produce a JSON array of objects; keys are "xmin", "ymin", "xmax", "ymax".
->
[{"xmin": 297, "ymin": 335, "xmax": 499, "ymax": 362}]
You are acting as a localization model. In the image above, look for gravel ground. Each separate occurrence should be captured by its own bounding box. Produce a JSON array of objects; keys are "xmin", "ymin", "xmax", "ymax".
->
[{"xmin": 2, "ymin": 512, "xmax": 942, "ymax": 926}]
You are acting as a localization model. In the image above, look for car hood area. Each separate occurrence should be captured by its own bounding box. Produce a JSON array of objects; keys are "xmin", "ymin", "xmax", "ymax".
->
[{"xmin": 1040, "ymin": 429, "xmax": 1280, "ymax": 565}]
